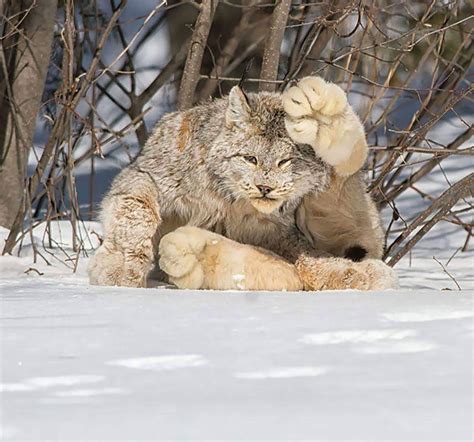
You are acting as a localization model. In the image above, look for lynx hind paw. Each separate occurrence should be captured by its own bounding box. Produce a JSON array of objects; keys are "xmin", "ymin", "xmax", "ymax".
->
[
  {"xmin": 362, "ymin": 259, "xmax": 399, "ymax": 290},
  {"xmin": 295, "ymin": 256, "xmax": 398, "ymax": 291},
  {"xmin": 283, "ymin": 76, "xmax": 347, "ymax": 119},
  {"xmin": 158, "ymin": 226, "xmax": 209, "ymax": 289}
]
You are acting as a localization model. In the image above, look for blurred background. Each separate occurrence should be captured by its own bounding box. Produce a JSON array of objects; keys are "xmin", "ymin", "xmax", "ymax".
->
[{"xmin": 0, "ymin": 0, "xmax": 472, "ymax": 270}]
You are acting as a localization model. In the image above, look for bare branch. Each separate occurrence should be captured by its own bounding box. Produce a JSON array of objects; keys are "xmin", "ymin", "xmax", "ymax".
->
[
  {"xmin": 177, "ymin": 0, "xmax": 218, "ymax": 109},
  {"xmin": 259, "ymin": 0, "xmax": 291, "ymax": 92},
  {"xmin": 385, "ymin": 173, "xmax": 474, "ymax": 267}
]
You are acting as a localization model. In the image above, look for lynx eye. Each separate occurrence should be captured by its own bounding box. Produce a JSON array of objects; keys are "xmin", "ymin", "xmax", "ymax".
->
[
  {"xmin": 243, "ymin": 155, "xmax": 258, "ymax": 165},
  {"xmin": 278, "ymin": 158, "xmax": 292, "ymax": 167}
]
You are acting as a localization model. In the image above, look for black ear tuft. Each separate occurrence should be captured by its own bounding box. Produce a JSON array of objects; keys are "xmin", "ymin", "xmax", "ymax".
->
[
  {"xmin": 344, "ymin": 245, "xmax": 367, "ymax": 262},
  {"xmin": 238, "ymin": 57, "xmax": 254, "ymax": 90}
]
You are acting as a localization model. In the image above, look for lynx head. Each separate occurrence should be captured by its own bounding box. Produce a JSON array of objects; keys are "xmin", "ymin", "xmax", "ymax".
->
[{"xmin": 209, "ymin": 86, "xmax": 330, "ymax": 214}]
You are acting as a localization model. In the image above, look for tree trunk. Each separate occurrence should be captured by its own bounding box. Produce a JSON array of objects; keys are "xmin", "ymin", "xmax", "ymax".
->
[
  {"xmin": 177, "ymin": 0, "xmax": 218, "ymax": 110},
  {"xmin": 259, "ymin": 0, "xmax": 291, "ymax": 92},
  {"xmin": 0, "ymin": 0, "xmax": 58, "ymax": 228}
]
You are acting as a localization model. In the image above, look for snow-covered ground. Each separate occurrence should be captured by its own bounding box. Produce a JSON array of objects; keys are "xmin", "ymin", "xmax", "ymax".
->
[{"xmin": 0, "ymin": 220, "xmax": 473, "ymax": 441}]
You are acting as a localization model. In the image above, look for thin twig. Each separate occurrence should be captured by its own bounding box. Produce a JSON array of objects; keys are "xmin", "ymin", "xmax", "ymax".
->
[{"xmin": 432, "ymin": 256, "xmax": 462, "ymax": 290}]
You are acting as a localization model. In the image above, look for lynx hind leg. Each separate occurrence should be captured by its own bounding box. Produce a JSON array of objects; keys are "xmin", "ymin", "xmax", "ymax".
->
[
  {"xmin": 282, "ymin": 76, "xmax": 368, "ymax": 176},
  {"xmin": 159, "ymin": 226, "xmax": 303, "ymax": 291},
  {"xmin": 89, "ymin": 188, "xmax": 161, "ymax": 288},
  {"xmin": 298, "ymin": 173, "xmax": 385, "ymax": 261},
  {"xmin": 295, "ymin": 256, "xmax": 398, "ymax": 291}
]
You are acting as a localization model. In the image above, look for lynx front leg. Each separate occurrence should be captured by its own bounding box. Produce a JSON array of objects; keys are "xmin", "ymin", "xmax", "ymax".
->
[
  {"xmin": 159, "ymin": 226, "xmax": 303, "ymax": 291},
  {"xmin": 283, "ymin": 76, "xmax": 368, "ymax": 176},
  {"xmin": 89, "ymin": 184, "xmax": 161, "ymax": 287}
]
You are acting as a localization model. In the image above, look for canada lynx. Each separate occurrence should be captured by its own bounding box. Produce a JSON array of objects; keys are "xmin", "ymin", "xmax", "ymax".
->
[{"xmin": 89, "ymin": 76, "xmax": 397, "ymax": 291}]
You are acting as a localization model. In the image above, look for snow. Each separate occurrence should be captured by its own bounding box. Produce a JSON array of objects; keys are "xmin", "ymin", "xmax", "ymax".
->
[
  {"xmin": 0, "ymin": 221, "xmax": 473, "ymax": 440},
  {"xmin": 1, "ymin": 281, "xmax": 472, "ymax": 440},
  {"xmin": 107, "ymin": 355, "xmax": 209, "ymax": 371}
]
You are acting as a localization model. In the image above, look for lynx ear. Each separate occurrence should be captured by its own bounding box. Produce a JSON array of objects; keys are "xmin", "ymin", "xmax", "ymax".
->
[{"xmin": 226, "ymin": 86, "xmax": 251, "ymax": 128}]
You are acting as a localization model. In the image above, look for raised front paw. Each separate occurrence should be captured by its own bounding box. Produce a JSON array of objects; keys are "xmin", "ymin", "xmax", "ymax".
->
[
  {"xmin": 283, "ymin": 76, "xmax": 347, "ymax": 121},
  {"xmin": 158, "ymin": 226, "xmax": 210, "ymax": 289},
  {"xmin": 282, "ymin": 76, "xmax": 365, "ymax": 170},
  {"xmin": 295, "ymin": 256, "xmax": 399, "ymax": 291}
]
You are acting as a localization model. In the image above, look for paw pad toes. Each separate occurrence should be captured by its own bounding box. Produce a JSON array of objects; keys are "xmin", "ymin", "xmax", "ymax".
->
[
  {"xmin": 169, "ymin": 264, "xmax": 205, "ymax": 290},
  {"xmin": 298, "ymin": 77, "xmax": 328, "ymax": 112},
  {"xmin": 159, "ymin": 234, "xmax": 201, "ymax": 278},
  {"xmin": 319, "ymin": 84, "xmax": 347, "ymax": 116},
  {"xmin": 285, "ymin": 118, "xmax": 318, "ymax": 145},
  {"xmin": 282, "ymin": 86, "xmax": 312, "ymax": 117},
  {"xmin": 159, "ymin": 252, "xmax": 198, "ymax": 279}
]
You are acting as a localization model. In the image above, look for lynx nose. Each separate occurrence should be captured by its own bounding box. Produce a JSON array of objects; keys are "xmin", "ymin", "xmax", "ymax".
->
[{"xmin": 257, "ymin": 185, "xmax": 273, "ymax": 196}]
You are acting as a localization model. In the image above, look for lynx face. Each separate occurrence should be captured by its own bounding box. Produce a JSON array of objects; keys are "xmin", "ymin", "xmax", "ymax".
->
[{"xmin": 208, "ymin": 87, "xmax": 330, "ymax": 214}]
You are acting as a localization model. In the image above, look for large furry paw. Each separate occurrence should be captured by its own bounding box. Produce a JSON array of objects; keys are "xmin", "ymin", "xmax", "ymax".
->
[
  {"xmin": 283, "ymin": 76, "xmax": 347, "ymax": 120},
  {"xmin": 159, "ymin": 227, "xmax": 303, "ymax": 291},
  {"xmin": 295, "ymin": 256, "xmax": 399, "ymax": 291},
  {"xmin": 88, "ymin": 243, "xmax": 149, "ymax": 288},
  {"xmin": 158, "ymin": 226, "xmax": 209, "ymax": 289},
  {"xmin": 88, "ymin": 244, "xmax": 125, "ymax": 286},
  {"xmin": 283, "ymin": 76, "xmax": 365, "ymax": 170}
]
